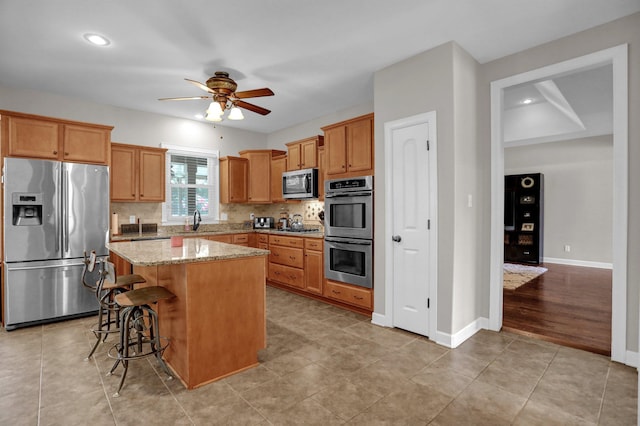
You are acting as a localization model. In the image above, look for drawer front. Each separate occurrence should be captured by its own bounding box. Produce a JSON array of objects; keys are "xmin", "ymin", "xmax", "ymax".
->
[
  {"xmin": 269, "ymin": 246, "xmax": 304, "ymax": 268},
  {"xmin": 208, "ymin": 234, "xmax": 233, "ymax": 243},
  {"xmin": 269, "ymin": 263, "xmax": 305, "ymax": 288},
  {"xmin": 258, "ymin": 234, "xmax": 269, "ymax": 243},
  {"xmin": 269, "ymin": 235, "xmax": 304, "ymax": 248},
  {"xmin": 232, "ymin": 233, "xmax": 249, "ymax": 244},
  {"xmin": 304, "ymin": 238, "xmax": 323, "ymax": 251},
  {"xmin": 324, "ymin": 280, "xmax": 372, "ymax": 309},
  {"xmin": 258, "ymin": 243, "xmax": 269, "ymax": 250}
]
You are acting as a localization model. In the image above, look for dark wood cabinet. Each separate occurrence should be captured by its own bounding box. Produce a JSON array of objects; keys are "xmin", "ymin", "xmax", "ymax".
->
[{"xmin": 504, "ymin": 173, "xmax": 544, "ymax": 264}]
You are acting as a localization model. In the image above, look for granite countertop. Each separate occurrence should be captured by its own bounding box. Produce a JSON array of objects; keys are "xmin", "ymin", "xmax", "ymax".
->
[
  {"xmin": 106, "ymin": 238, "xmax": 270, "ymax": 266},
  {"xmin": 111, "ymin": 228, "xmax": 324, "ymax": 242}
]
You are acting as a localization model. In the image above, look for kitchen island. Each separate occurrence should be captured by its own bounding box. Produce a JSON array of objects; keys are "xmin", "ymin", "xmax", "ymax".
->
[{"xmin": 106, "ymin": 238, "xmax": 269, "ymax": 389}]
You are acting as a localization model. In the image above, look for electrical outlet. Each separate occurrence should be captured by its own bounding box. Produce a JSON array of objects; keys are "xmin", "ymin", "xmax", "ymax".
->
[
  {"xmin": 564, "ymin": 245, "xmax": 571, "ymax": 252},
  {"xmin": 220, "ymin": 213, "xmax": 228, "ymax": 221},
  {"xmin": 129, "ymin": 215, "xmax": 136, "ymax": 224}
]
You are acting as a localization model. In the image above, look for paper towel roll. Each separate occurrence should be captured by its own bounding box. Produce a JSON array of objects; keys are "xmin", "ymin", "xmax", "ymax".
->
[{"xmin": 111, "ymin": 213, "xmax": 119, "ymax": 235}]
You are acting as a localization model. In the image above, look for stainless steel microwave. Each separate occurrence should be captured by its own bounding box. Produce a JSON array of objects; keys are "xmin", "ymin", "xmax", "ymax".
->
[{"xmin": 282, "ymin": 168, "xmax": 318, "ymax": 199}]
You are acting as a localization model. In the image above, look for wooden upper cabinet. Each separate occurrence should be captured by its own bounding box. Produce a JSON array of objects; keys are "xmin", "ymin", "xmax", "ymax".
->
[
  {"xmin": 317, "ymin": 146, "xmax": 325, "ymax": 201},
  {"xmin": 270, "ymin": 154, "xmax": 287, "ymax": 203},
  {"xmin": 5, "ymin": 116, "xmax": 59, "ymax": 159},
  {"xmin": 1, "ymin": 111, "xmax": 112, "ymax": 164},
  {"xmin": 322, "ymin": 113, "xmax": 374, "ymax": 178},
  {"xmin": 286, "ymin": 135, "xmax": 323, "ymax": 171},
  {"xmin": 110, "ymin": 143, "xmax": 166, "ymax": 202},
  {"xmin": 111, "ymin": 145, "xmax": 137, "ymax": 201},
  {"xmin": 220, "ymin": 156, "xmax": 248, "ymax": 203},
  {"xmin": 139, "ymin": 149, "xmax": 166, "ymax": 201},
  {"xmin": 239, "ymin": 149, "xmax": 286, "ymax": 203},
  {"xmin": 63, "ymin": 124, "xmax": 109, "ymax": 164}
]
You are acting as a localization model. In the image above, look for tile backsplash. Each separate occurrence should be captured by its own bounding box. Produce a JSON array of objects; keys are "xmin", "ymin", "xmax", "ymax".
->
[{"xmin": 111, "ymin": 200, "xmax": 325, "ymax": 230}]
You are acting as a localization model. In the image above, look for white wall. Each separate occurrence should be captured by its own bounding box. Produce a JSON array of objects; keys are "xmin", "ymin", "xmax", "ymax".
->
[
  {"xmin": 505, "ymin": 136, "xmax": 613, "ymax": 264},
  {"xmin": 0, "ymin": 84, "xmax": 267, "ymax": 156},
  {"xmin": 450, "ymin": 44, "xmax": 482, "ymax": 334}
]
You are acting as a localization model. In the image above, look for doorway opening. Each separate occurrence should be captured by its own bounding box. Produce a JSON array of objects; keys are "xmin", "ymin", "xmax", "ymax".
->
[{"xmin": 489, "ymin": 45, "xmax": 628, "ymax": 363}]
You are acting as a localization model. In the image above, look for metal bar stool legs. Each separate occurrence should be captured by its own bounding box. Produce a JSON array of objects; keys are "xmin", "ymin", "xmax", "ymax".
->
[
  {"xmin": 107, "ymin": 285, "xmax": 175, "ymax": 397},
  {"xmin": 81, "ymin": 251, "xmax": 146, "ymax": 361}
]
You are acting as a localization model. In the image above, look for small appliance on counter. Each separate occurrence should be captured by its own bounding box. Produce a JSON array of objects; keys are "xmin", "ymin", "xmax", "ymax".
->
[{"xmin": 254, "ymin": 217, "xmax": 275, "ymax": 229}]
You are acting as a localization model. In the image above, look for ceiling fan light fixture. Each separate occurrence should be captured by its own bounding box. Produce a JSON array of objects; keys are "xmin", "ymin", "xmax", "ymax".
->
[
  {"xmin": 228, "ymin": 105, "xmax": 244, "ymax": 120},
  {"xmin": 204, "ymin": 111, "xmax": 223, "ymax": 122},
  {"xmin": 206, "ymin": 101, "xmax": 223, "ymax": 116}
]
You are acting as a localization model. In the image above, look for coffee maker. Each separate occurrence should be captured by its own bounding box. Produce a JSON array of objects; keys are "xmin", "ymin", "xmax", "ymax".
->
[{"xmin": 253, "ymin": 217, "xmax": 274, "ymax": 229}]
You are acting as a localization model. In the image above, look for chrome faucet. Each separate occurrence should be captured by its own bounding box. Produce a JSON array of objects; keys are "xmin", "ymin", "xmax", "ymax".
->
[{"xmin": 193, "ymin": 209, "xmax": 201, "ymax": 231}]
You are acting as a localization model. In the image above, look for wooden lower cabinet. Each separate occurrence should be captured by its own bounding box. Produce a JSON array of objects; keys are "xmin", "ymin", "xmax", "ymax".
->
[
  {"xmin": 257, "ymin": 234, "xmax": 269, "ymax": 250},
  {"xmin": 232, "ymin": 234, "xmax": 249, "ymax": 246},
  {"xmin": 110, "ymin": 250, "xmax": 133, "ymax": 275},
  {"xmin": 304, "ymin": 239, "xmax": 323, "ymax": 295},
  {"xmin": 206, "ymin": 233, "xmax": 249, "ymax": 246},
  {"xmin": 266, "ymin": 235, "xmax": 372, "ymax": 314},
  {"xmin": 207, "ymin": 234, "xmax": 232, "ymax": 243},
  {"xmin": 324, "ymin": 279, "xmax": 372, "ymax": 310},
  {"xmin": 269, "ymin": 263, "xmax": 305, "ymax": 289},
  {"xmin": 268, "ymin": 235, "xmax": 305, "ymax": 289}
]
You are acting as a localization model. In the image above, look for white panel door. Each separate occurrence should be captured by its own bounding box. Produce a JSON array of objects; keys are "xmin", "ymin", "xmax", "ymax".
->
[{"xmin": 391, "ymin": 121, "xmax": 431, "ymax": 335}]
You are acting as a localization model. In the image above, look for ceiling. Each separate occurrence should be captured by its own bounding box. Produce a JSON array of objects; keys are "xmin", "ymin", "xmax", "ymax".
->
[
  {"xmin": 0, "ymin": 1, "xmax": 638, "ymax": 134},
  {"xmin": 503, "ymin": 64, "xmax": 614, "ymax": 144}
]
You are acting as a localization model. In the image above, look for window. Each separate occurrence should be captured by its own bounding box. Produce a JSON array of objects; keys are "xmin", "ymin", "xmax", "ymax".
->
[{"xmin": 162, "ymin": 146, "xmax": 219, "ymax": 224}]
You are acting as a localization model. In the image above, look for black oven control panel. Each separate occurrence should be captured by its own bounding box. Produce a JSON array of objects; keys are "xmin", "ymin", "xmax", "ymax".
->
[{"xmin": 326, "ymin": 176, "xmax": 373, "ymax": 193}]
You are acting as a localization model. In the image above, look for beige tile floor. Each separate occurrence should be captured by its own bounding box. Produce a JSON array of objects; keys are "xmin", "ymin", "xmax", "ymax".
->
[{"xmin": 0, "ymin": 285, "xmax": 636, "ymax": 425}]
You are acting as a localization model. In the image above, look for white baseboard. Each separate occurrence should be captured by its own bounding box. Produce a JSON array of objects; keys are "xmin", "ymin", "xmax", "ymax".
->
[
  {"xmin": 625, "ymin": 350, "xmax": 639, "ymax": 368},
  {"xmin": 434, "ymin": 317, "xmax": 489, "ymax": 348},
  {"xmin": 371, "ymin": 312, "xmax": 391, "ymax": 327},
  {"xmin": 543, "ymin": 257, "xmax": 612, "ymax": 269}
]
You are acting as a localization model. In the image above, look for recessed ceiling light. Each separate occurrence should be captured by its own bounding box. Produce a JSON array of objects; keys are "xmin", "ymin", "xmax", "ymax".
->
[
  {"xmin": 195, "ymin": 114, "xmax": 204, "ymax": 119},
  {"xmin": 83, "ymin": 33, "xmax": 110, "ymax": 46},
  {"xmin": 522, "ymin": 98, "xmax": 533, "ymax": 105}
]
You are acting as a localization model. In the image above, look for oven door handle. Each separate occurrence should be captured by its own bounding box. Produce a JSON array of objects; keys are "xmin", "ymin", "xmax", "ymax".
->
[
  {"xmin": 325, "ymin": 237, "xmax": 372, "ymax": 246},
  {"xmin": 325, "ymin": 191, "xmax": 372, "ymax": 198}
]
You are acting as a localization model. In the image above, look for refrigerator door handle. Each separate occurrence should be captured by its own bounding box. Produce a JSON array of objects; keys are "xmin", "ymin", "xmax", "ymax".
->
[
  {"xmin": 62, "ymin": 166, "xmax": 69, "ymax": 255},
  {"xmin": 54, "ymin": 162, "xmax": 61, "ymax": 255}
]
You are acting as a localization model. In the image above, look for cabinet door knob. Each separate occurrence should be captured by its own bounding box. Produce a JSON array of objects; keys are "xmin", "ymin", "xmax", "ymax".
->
[
  {"xmin": 53, "ymin": 150, "xmax": 58, "ymax": 154},
  {"xmin": 392, "ymin": 235, "xmax": 402, "ymax": 242}
]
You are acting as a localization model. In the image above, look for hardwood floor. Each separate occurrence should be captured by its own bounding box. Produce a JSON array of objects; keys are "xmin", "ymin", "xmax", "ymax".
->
[{"xmin": 502, "ymin": 262, "xmax": 612, "ymax": 356}]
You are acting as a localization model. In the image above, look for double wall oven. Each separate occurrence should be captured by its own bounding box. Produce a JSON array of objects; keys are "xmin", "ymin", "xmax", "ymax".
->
[{"xmin": 324, "ymin": 176, "xmax": 373, "ymax": 288}]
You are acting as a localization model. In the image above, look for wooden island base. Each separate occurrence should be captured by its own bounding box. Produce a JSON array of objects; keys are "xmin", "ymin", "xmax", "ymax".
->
[{"xmin": 135, "ymin": 256, "xmax": 267, "ymax": 389}]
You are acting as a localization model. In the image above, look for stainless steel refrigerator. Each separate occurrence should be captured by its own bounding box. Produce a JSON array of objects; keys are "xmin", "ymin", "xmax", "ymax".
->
[{"xmin": 3, "ymin": 157, "xmax": 109, "ymax": 330}]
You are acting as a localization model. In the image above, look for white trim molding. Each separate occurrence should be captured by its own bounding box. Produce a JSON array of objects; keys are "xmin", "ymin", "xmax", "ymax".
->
[
  {"xmin": 434, "ymin": 317, "xmax": 489, "ymax": 349},
  {"xmin": 543, "ymin": 257, "xmax": 612, "ymax": 270},
  {"xmin": 489, "ymin": 44, "xmax": 629, "ymax": 364}
]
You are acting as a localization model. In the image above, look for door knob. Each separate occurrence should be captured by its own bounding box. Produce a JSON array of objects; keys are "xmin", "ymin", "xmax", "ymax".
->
[{"xmin": 392, "ymin": 235, "xmax": 402, "ymax": 242}]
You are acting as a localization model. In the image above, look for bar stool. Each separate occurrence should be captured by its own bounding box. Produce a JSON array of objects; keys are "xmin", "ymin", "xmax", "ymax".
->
[
  {"xmin": 104, "ymin": 261, "xmax": 175, "ymax": 397},
  {"xmin": 81, "ymin": 251, "xmax": 147, "ymax": 360}
]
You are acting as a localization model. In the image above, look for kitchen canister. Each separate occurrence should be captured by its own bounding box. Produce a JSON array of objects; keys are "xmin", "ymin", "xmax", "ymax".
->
[
  {"xmin": 111, "ymin": 213, "xmax": 119, "ymax": 235},
  {"xmin": 171, "ymin": 236, "xmax": 183, "ymax": 247}
]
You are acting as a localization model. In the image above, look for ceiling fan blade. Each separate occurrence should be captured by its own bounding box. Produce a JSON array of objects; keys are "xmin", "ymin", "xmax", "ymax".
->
[
  {"xmin": 235, "ymin": 100, "xmax": 271, "ymax": 115},
  {"xmin": 185, "ymin": 78, "xmax": 215, "ymax": 94},
  {"xmin": 234, "ymin": 88, "xmax": 274, "ymax": 99},
  {"xmin": 158, "ymin": 96, "xmax": 211, "ymax": 101}
]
